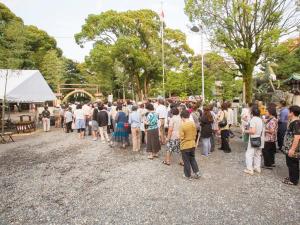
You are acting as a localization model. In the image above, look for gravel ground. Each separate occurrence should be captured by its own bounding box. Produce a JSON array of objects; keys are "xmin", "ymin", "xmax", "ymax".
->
[{"xmin": 0, "ymin": 129, "xmax": 299, "ymax": 225}]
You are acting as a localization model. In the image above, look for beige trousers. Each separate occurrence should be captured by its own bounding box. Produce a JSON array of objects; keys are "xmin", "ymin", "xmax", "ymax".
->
[
  {"xmin": 131, "ymin": 127, "xmax": 141, "ymax": 151},
  {"xmin": 99, "ymin": 126, "xmax": 110, "ymax": 142},
  {"xmin": 42, "ymin": 118, "xmax": 50, "ymax": 132},
  {"xmin": 159, "ymin": 119, "xmax": 166, "ymax": 144}
]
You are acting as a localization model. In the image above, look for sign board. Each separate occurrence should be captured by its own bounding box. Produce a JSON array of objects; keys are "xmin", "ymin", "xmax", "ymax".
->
[{"xmin": 108, "ymin": 94, "xmax": 113, "ymax": 103}]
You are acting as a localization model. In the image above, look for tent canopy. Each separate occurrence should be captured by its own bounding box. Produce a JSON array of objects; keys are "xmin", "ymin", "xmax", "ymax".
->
[{"xmin": 0, "ymin": 69, "xmax": 56, "ymax": 103}]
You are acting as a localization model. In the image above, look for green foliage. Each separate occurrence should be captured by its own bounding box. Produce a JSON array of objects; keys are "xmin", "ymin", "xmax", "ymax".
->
[
  {"xmin": 24, "ymin": 25, "xmax": 61, "ymax": 69},
  {"xmin": 165, "ymin": 52, "xmax": 242, "ymax": 101},
  {"xmin": 64, "ymin": 58, "xmax": 86, "ymax": 84},
  {"xmin": 185, "ymin": 0, "xmax": 299, "ymax": 103},
  {"xmin": 0, "ymin": 3, "xmax": 27, "ymax": 69},
  {"xmin": 274, "ymin": 39, "xmax": 300, "ymax": 81},
  {"xmin": 0, "ymin": 3, "xmax": 83, "ymax": 93},
  {"xmin": 76, "ymin": 9, "xmax": 192, "ymax": 100},
  {"xmin": 40, "ymin": 50, "xmax": 66, "ymax": 91}
]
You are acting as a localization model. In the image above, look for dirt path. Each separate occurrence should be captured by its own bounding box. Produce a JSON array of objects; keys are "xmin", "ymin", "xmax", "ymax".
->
[{"xmin": 0, "ymin": 129, "xmax": 299, "ymax": 225}]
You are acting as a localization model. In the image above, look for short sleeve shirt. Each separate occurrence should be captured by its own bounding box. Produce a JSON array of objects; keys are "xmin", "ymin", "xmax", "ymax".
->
[
  {"xmin": 74, "ymin": 109, "xmax": 84, "ymax": 120},
  {"xmin": 248, "ymin": 116, "xmax": 264, "ymax": 148},
  {"xmin": 250, "ymin": 116, "xmax": 263, "ymax": 138},
  {"xmin": 169, "ymin": 115, "xmax": 181, "ymax": 140},
  {"xmin": 146, "ymin": 112, "xmax": 158, "ymax": 130},
  {"xmin": 156, "ymin": 105, "xmax": 168, "ymax": 119},
  {"xmin": 65, "ymin": 111, "xmax": 73, "ymax": 123},
  {"xmin": 283, "ymin": 120, "xmax": 300, "ymax": 157},
  {"xmin": 279, "ymin": 108, "xmax": 289, "ymax": 123},
  {"xmin": 265, "ymin": 117, "xmax": 278, "ymax": 142}
]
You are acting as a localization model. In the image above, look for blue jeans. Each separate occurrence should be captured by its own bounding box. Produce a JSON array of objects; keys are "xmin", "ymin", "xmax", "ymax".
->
[{"xmin": 202, "ymin": 138, "xmax": 211, "ymax": 156}]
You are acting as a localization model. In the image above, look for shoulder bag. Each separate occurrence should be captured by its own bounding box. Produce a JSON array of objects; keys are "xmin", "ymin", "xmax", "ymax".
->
[{"xmin": 250, "ymin": 118, "xmax": 263, "ymax": 148}]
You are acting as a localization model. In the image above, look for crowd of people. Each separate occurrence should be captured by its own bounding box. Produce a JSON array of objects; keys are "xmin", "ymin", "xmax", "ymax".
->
[{"xmin": 40, "ymin": 99, "xmax": 300, "ymax": 184}]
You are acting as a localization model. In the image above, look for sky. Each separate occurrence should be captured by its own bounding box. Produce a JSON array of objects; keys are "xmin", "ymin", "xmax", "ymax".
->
[{"xmin": 0, "ymin": 0, "xmax": 211, "ymax": 62}]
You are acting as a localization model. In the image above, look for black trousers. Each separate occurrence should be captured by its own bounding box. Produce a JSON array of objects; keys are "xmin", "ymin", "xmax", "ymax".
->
[
  {"xmin": 141, "ymin": 131, "xmax": 145, "ymax": 144},
  {"xmin": 277, "ymin": 122, "xmax": 287, "ymax": 150},
  {"xmin": 210, "ymin": 133, "xmax": 215, "ymax": 152},
  {"xmin": 66, "ymin": 122, "xmax": 72, "ymax": 133},
  {"xmin": 181, "ymin": 148, "xmax": 199, "ymax": 177},
  {"xmin": 60, "ymin": 116, "xmax": 64, "ymax": 128},
  {"xmin": 286, "ymin": 155, "xmax": 299, "ymax": 185},
  {"xmin": 262, "ymin": 142, "xmax": 276, "ymax": 167},
  {"xmin": 221, "ymin": 130, "xmax": 231, "ymax": 152}
]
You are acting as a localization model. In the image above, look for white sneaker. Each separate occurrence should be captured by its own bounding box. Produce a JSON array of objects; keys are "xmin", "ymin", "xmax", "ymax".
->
[
  {"xmin": 193, "ymin": 172, "xmax": 202, "ymax": 179},
  {"xmin": 254, "ymin": 168, "xmax": 261, "ymax": 174},
  {"xmin": 244, "ymin": 169, "xmax": 254, "ymax": 175},
  {"xmin": 183, "ymin": 174, "xmax": 192, "ymax": 180}
]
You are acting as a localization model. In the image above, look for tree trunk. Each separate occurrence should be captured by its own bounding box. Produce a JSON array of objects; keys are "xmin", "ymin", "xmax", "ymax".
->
[
  {"xmin": 135, "ymin": 75, "xmax": 142, "ymax": 101},
  {"xmin": 144, "ymin": 78, "xmax": 147, "ymax": 99},
  {"xmin": 243, "ymin": 65, "xmax": 254, "ymax": 104}
]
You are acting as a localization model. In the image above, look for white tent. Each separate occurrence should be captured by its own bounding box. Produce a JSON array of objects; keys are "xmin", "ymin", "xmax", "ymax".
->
[{"xmin": 0, "ymin": 69, "xmax": 56, "ymax": 103}]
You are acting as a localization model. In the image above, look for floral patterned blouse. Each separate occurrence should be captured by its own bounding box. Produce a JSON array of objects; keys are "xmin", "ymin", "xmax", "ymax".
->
[{"xmin": 264, "ymin": 117, "xmax": 278, "ymax": 142}]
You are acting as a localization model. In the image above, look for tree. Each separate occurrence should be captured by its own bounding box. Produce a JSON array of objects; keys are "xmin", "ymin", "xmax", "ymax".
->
[
  {"xmin": 40, "ymin": 50, "xmax": 66, "ymax": 91},
  {"xmin": 24, "ymin": 25, "xmax": 61, "ymax": 69},
  {"xmin": 274, "ymin": 37, "xmax": 300, "ymax": 81},
  {"xmin": 0, "ymin": 3, "xmax": 28, "ymax": 135},
  {"xmin": 164, "ymin": 52, "xmax": 242, "ymax": 101},
  {"xmin": 185, "ymin": 0, "xmax": 299, "ymax": 103},
  {"xmin": 0, "ymin": 3, "xmax": 62, "ymax": 70},
  {"xmin": 76, "ymin": 9, "xmax": 192, "ymax": 100},
  {"xmin": 64, "ymin": 59, "xmax": 86, "ymax": 84},
  {"xmin": 0, "ymin": 3, "xmax": 27, "ymax": 69}
]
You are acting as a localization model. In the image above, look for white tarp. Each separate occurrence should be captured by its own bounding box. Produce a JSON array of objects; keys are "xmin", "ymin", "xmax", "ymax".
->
[{"xmin": 0, "ymin": 69, "xmax": 56, "ymax": 103}]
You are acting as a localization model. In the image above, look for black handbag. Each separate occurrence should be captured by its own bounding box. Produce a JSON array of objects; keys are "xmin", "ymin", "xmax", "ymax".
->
[
  {"xmin": 250, "ymin": 136, "xmax": 261, "ymax": 148},
  {"xmin": 250, "ymin": 119, "xmax": 263, "ymax": 148}
]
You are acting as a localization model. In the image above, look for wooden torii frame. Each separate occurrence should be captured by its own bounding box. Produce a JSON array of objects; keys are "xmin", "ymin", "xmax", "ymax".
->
[{"xmin": 56, "ymin": 84, "xmax": 102, "ymax": 103}]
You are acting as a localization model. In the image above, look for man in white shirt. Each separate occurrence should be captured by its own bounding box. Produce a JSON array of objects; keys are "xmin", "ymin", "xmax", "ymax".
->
[
  {"xmin": 82, "ymin": 103, "xmax": 92, "ymax": 135},
  {"xmin": 156, "ymin": 99, "xmax": 168, "ymax": 144}
]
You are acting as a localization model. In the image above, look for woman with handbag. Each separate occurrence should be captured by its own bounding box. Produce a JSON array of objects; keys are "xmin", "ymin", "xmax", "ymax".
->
[
  {"xmin": 217, "ymin": 102, "xmax": 231, "ymax": 153},
  {"xmin": 244, "ymin": 105, "xmax": 264, "ymax": 175}
]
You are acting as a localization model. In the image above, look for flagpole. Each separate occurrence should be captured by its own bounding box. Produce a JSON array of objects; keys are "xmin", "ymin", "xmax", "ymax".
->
[{"xmin": 161, "ymin": 1, "xmax": 165, "ymax": 99}]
